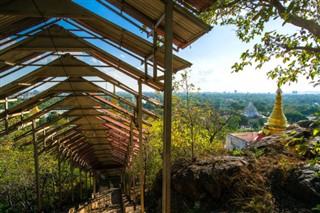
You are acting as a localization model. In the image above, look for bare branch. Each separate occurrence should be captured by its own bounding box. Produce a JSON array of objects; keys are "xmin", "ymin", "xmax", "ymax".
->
[
  {"xmin": 219, "ymin": 0, "xmax": 242, "ymax": 9},
  {"xmin": 271, "ymin": 0, "xmax": 320, "ymax": 39},
  {"xmin": 281, "ymin": 45, "xmax": 320, "ymax": 53}
]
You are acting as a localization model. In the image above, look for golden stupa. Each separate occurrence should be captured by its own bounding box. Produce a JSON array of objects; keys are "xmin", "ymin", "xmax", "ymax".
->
[
  {"xmin": 30, "ymin": 106, "xmax": 40, "ymax": 116},
  {"xmin": 261, "ymin": 87, "xmax": 288, "ymax": 135}
]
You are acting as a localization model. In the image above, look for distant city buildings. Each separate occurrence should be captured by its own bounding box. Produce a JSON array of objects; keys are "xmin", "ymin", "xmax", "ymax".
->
[
  {"xmin": 226, "ymin": 87, "xmax": 288, "ymax": 150},
  {"xmin": 225, "ymin": 132, "xmax": 259, "ymax": 150}
]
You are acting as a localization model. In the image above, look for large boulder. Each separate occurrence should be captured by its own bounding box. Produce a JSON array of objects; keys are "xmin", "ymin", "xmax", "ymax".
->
[
  {"xmin": 286, "ymin": 164, "xmax": 320, "ymax": 206},
  {"xmin": 171, "ymin": 156, "xmax": 248, "ymax": 201}
]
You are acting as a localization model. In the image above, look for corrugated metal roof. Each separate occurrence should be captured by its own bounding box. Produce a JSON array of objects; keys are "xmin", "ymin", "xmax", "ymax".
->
[
  {"xmin": 0, "ymin": 54, "xmax": 162, "ymax": 107},
  {"xmin": 0, "ymin": 0, "xmax": 192, "ymax": 72},
  {"xmin": 102, "ymin": 0, "xmax": 212, "ymax": 49},
  {"xmin": 0, "ymin": 0, "xmax": 93, "ymax": 19},
  {"xmin": 0, "ymin": 15, "xmax": 46, "ymax": 40},
  {"xmin": 0, "ymin": 78, "xmax": 147, "ymax": 168},
  {"xmin": 0, "ymin": 0, "xmax": 210, "ymax": 171},
  {"xmin": 75, "ymin": 16, "xmax": 192, "ymax": 72},
  {"xmin": 0, "ymin": 25, "xmax": 164, "ymax": 91},
  {"xmin": 176, "ymin": 0, "xmax": 215, "ymax": 13}
]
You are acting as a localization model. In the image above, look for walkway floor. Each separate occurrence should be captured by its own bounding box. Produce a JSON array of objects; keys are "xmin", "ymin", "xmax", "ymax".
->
[{"xmin": 66, "ymin": 178, "xmax": 139, "ymax": 213}]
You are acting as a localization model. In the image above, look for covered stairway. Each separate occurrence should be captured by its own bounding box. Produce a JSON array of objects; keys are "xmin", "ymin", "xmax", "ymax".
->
[{"xmin": 0, "ymin": 0, "xmax": 212, "ymax": 212}]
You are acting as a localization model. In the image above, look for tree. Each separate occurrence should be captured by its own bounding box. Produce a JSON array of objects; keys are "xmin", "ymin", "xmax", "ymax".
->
[
  {"xmin": 144, "ymin": 119, "xmax": 163, "ymax": 190},
  {"xmin": 173, "ymin": 70, "xmax": 201, "ymax": 160},
  {"xmin": 239, "ymin": 114, "xmax": 249, "ymax": 127},
  {"xmin": 202, "ymin": 0, "xmax": 320, "ymax": 86},
  {"xmin": 203, "ymin": 109, "xmax": 238, "ymax": 142},
  {"xmin": 172, "ymin": 70, "xmax": 232, "ymax": 159},
  {"xmin": 285, "ymin": 110, "xmax": 307, "ymax": 123},
  {"xmin": 0, "ymin": 106, "xmax": 88, "ymax": 212}
]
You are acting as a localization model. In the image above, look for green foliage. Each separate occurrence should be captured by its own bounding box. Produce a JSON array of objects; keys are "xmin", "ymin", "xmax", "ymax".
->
[
  {"xmin": 144, "ymin": 119, "xmax": 163, "ymax": 189},
  {"xmin": 285, "ymin": 110, "xmax": 307, "ymax": 123},
  {"xmin": 230, "ymin": 149, "xmax": 244, "ymax": 156},
  {"xmin": 0, "ymin": 98, "xmax": 94, "ymax": 212},
  {"xmin": 145, "ymin": 71, "xmax": 230, "ymax": 189},
  {"xmin": 187, "ymin": 201, "xmax": 201, "ymax": 213},
  {"xmin": 253, "ymin": 148, "xmax": 265, "ymax": 157},
  {"xmin": 144, "ymin": 71, "xmax": 319, "ymax": 193},
  {"xmin": 0, "ymin": 146, "xmax": 35, "ymax": 211},
  {"xmin": 239, "ymin": 115, "xmax": 249, "ymax": 126},
  {"xmin": 312, "ymin": 204, "xmax": 320, "ymax": 211},
  {"xmin": 172, "ymin": 70, "xmax": 228, "ymax": 160},
  {"xmin": 0, "ymin": 135, "xmax": 88, "ymax": 212},
  {"xmin": 310, "ymin": 124, "xmax": 320, "ymax": 213},
  {"xmin": 285, "ymin": 120, "xmax": 320, "ymax": 167},
  {"xmin": 201, "ymin": 0, "xmax": 320, "ymax": 87},
  {"xmin": 310, "ymin": 124, "xmax": 320, "ymax": 166},
  {"xmin": 0, "ymin": 203, "xmax": 10, "ymax": 213},
  {"xmin": 246, "ymin": 148, "xmax": 265, "ymax": 158},
  {"xmin": 230, "ymin": 166, "xmax": 275, "ymax": 212}
]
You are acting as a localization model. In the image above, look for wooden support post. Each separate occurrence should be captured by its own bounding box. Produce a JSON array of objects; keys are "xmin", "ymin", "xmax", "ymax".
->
[
  {"xmin": 121, "ymin": 169, "xmax": 124, "ymax": 193},
  {"xmin": 130, "ymin": 121, "xmax": 136, "ymax": 208},
  {"xmin": 3, "ymin": 98, "xmax": 20, "ymax": 134},
  {"xmin": 58, "ymin": 141, "xmax": 62, "ymax": 209},
  {"xmin": 52, "ymin": 175, "xmax": 55, "ymax": 206},
  {"xmin": 153, "ymin": 31, "xmax": 158, "ymax": 79},
  {"xmin": 90, "ymin": 171, "xmax": 93, "ymax": 195},
  {"xmin": 126, "ymin": 171, "xmax": 129, "ymax": 195},
  {"xmin": 122, "ymin": 170, "xmax": 125, "ymax": 193},
  {"xmin": 163, "ymin": 1, "xmax": 173, "ymax": 212},
  {"xmin": 138, "ymin": 79, "xmax": 144, "ymax": 212},
  {"xmin": 128, "ymin": 123, "xmax": 132, "ymax": 200},
  {"xmin": 21, "ymin": 110, "xmax": 24, "ymax": 123},
  {"xmin": 121, "ymin": 170, "xmax": 125, "ymax": 193},
  {"xmin": 80, "ymin": 169, "xmax": 83, "ymax": 201},
  {"xmin": 85, "ymin": 170, "xmax": 88, "ymax": 198},
  {"xmin": 93, "ymin": 171, "xmax": 96, "ymax": 195},
  {"xmin": 126, "ymin": 169, "xmax": 130, "ymax": 197},
  {"xmin": 71, "ymin": 162, "xmax": 74, "ymax": 203},
  {"xmin": 4, "ymin": 98, "xmax": 8, "ymax": 134},
  {"xmin": 125, "ymin": 170, "xmax": 128, "ymax": 194},
  {"xmin": 32, "ymin": 119, "xmax": 42, "ymax": 212},
  {"xmin": 144, "ymin": 58, "xmax": 148, "ymax": 80}
]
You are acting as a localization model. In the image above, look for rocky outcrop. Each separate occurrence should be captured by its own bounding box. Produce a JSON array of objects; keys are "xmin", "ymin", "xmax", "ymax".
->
[
  {"xmin": 148, "ymin": 156, "xmax": 252, "ymax": 213},
  {"xmin": 149, "ymin": 159, "xmax": 319, "ymax": 213},
  {"xmin": 171, "ymin": 156, "xmax": 248, "ymax": 201},
  {"xmin": 147, "ymin": 120, "xmax": 320, "ymax": 212},
  {"xmin": 246, "ymin": 121, "xmax": 313, "ymax": 156},
  {"xmin": 286, "ymin": 164, "xmax": 320, "ymax": 206}
]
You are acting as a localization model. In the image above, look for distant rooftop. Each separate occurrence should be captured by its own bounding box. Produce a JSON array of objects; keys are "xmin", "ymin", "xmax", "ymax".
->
[{"xmin": 225, "ymin": 132, "xmax": 259, "ymax": 150}]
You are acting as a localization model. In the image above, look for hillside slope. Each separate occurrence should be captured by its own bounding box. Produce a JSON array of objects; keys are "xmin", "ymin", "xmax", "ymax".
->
[{"xmin": 147, "ymin": 120, "xmax": 320, "ymax": 212}]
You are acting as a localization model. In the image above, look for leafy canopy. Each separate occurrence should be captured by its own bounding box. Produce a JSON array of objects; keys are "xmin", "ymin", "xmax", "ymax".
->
[{"xmin": 201, "ymin": 0, "xmax": 320, "ymax": 86}]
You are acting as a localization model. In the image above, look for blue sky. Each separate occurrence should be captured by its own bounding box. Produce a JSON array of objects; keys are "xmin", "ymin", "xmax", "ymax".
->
[
  {"xmin": 83, "ymin": 0, "xmax": 319, "ymax": 94},
  {"xmin": 177, "ymin": 24, "xmax": 318, "ymax": 94},
  {"xmin": 1, "ymin": 0, "xmax": 318, "ymax": 94}
]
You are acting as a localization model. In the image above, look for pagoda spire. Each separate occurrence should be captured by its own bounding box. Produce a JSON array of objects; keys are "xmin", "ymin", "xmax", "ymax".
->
[
  {"xmin": 30, "ymin": 106, "xmax": 40, "ymax": 116},
  {"xmin": 243, "ymin": 97, "xmax": 261, "ymax": 119},
  {"xmin": 261, "ymin": 87, "xmax": 287, "ymax": 135}
]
